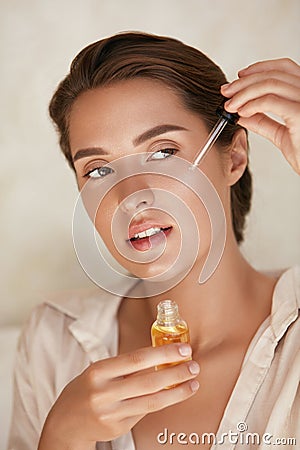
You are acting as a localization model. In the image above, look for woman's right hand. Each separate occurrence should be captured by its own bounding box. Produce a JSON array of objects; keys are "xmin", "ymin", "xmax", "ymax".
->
[{"xmin": 38, "ymin": 343, "xmax": 199, "ymax": 450}]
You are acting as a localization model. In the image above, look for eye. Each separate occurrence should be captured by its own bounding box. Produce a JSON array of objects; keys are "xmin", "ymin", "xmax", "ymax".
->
[
  {"xmin": 85, "ymin": 166, "xmax": 114, "ymax": 179},
  {"xmin": 147, "ymin": 148, "xmax": 178, "ymax": 161}
]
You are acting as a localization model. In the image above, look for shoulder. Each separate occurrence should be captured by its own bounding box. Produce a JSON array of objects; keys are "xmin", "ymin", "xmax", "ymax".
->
[
  {"xmin": 272, "ymin": 265, "xmax": 300, "ymax": 323},
  {"xmin": 270, "ymin": 266, "xmax": 300, "ymax": 359},
  {"xmin": 273, "ymin": 265, "xmax": 300, "ymax": 304}
]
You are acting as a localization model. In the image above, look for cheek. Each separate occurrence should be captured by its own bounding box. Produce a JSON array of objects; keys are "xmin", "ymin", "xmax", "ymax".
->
[
  {"xmin": 199, "ymin": 149, "xmax": 229, "ymax": 204},
  {"xmin": 94, "ymin": 194, "xmax": 116, "ymax": 244},
  {"xmin": 176, "ymin": 184, "xmax": 212, "ymax": 248}
]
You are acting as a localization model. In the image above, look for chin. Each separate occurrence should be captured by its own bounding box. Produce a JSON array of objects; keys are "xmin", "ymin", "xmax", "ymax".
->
[
  {"xmin": 119, "ymin": 253, "xmax": 180, "ymax": 281},
  {"xmin": 115, "ymin": 249, "xmax": 202, "ymax": 285},
  {"xmin": 102, "ymin": 225, "xmax": 212, "ymax": 286}
]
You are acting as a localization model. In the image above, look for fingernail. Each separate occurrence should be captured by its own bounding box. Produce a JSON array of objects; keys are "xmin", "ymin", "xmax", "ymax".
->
[
  {"xmin": 188, "ymin": 361, "xmax": 200, "ymax": 375},
  {"xmin": 190, "ymin": 380, "xmax": 200, "ymax": 392},
  {"xmin": 224, "ymin": 99, "xmax": 236, "ymax": 112},
  {"xmin": 221, "ymin": 83, "xmax": 230, "ymax": 91},
  {"xmin": 178, "ymin": 344, "xmax": 192, "ymax": 357}
]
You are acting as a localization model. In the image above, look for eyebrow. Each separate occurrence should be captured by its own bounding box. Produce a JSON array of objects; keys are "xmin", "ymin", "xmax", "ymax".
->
[
  {"xmin": 132, "ymin": 124, "xmax": 188, "ymax": 146},
  {"xmin": 73, "ymin": 147, "xmax": 108, "ymax": 162},
  {"xmin": 72, "ymin": 124, "xmax": 188, "ymax": 163}
]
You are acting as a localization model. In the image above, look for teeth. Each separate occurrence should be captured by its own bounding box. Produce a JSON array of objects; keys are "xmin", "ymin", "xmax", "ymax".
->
[
  {"xmin": 133, "ymin": 227, "xmax": 161, "ymax": 239},
  {"xmin": 146, "ymin": 227, "xmax": 161, "ymax": 237}
]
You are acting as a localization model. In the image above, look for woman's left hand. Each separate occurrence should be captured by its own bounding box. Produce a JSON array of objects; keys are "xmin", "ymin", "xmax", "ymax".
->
[{"xmin": 220, "ymin": 58, "xmax": 300, "ymax": 175}]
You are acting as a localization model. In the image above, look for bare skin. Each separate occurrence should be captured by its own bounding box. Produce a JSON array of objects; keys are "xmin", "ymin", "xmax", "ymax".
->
[
  {"xmin": 38, "ymin": 58, "xmax": 300, "ymax": 449},
  {"xmin": 118, "ymin": 234, "xmax": 277, "ymax": 449}
]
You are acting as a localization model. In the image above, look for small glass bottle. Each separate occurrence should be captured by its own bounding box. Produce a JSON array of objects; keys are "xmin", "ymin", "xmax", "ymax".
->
[{"xmin": 151, "ymin": 299, "xmax": 191, "ymax": 370}]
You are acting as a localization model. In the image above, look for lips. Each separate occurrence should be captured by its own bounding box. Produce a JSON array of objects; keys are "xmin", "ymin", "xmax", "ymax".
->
[{"xmin": 127, "ymin": 222, "xmax": 173, "ymax": 252}]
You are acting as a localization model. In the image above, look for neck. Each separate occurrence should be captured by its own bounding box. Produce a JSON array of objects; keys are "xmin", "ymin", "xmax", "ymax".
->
[{"xmin": 144, "ymin": 231, "xmax": 277, "ymax": 353}]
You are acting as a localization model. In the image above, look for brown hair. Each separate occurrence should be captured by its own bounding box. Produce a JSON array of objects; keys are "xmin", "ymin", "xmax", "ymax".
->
[{"xmin": 49, "ymin": 31, "xmax": 252, "ymax": 243}]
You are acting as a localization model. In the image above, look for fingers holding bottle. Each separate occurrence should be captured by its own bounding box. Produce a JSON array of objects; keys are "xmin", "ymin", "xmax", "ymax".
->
[
  {"xmin": 88, "ymin": 359, "xmax": 199, "ymax": 440},
  {"xmin": 107, "ymin": 358, "xmax": 200, "ymax": 401},
  {"xmin": 90, "ymin": 342, "xmax": 193, "ymax": 379},
  {"xmin": 38, "ymin": 343, "xmax": 199, "ymax": 448}
]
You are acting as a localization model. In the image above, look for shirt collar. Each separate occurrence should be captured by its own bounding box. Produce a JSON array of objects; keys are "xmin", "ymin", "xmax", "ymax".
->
[
  {"xmin": 44, "ymin": 279, "xmax": 139, "ymax": 360},
  {"xmin": 270, "ymin": 265, "xmax": 300, "ymax": 341},
  {"xmin": 44, "ymin": 266, "xmax": 300, "ymax": 357}
]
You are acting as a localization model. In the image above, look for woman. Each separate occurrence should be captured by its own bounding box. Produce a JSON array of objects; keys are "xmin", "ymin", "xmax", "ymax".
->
[{"xmin": 8, "ymin": 32, "xmax": 300, "ymax": 450}]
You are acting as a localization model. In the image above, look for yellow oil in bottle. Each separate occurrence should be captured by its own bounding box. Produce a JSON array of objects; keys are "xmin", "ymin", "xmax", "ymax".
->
[{"xmin": 151, "ymin": 300, "xmax": 191, "ymax": 374}]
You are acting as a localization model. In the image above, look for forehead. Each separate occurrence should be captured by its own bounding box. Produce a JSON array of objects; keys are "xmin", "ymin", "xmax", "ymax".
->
[
  {"xmin": 68, "ymin": 78, "xmax": 203, "ymax": 153},
  {"xmin": 70, "ymin": 78, "xmax": 185, "ymax": 122}
]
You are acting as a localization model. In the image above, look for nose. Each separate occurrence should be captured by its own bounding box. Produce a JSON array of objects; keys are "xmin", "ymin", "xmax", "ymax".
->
[{"xmin": 119, "ymin": 178, "xmax": 155, "ymax": 213}]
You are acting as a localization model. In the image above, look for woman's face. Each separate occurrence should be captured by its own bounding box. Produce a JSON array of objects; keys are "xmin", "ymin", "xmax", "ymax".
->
[{"xmin": 69, "ymin": 78, "xmax": 231, "ymax": 280}]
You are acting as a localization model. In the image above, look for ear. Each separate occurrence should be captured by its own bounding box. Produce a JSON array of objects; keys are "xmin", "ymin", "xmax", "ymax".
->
[{"xmin": 225, "ymin": 129, "xmax": 248, "ymax": 186}]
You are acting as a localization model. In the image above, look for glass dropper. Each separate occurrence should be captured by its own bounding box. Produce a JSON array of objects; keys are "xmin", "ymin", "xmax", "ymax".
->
[{"xmin": 191, "ymin": 106, "xmax": 239, "ymax": 168}]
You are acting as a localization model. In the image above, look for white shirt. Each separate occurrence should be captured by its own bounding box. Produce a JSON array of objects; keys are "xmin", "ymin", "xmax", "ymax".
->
[{"xmin": 7, "ymin": 266, "xmax": 300, "ymax": 449}]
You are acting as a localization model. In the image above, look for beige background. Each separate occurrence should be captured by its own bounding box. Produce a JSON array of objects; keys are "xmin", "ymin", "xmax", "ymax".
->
[{"xmin": 1, "ymin": 0, "xmax": 300, "ymax": 326}]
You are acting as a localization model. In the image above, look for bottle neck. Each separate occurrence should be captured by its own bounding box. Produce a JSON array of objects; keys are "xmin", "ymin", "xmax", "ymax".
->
[{"xmin": 156, "ymin": 300, "xmax": 181, "ymax": 326}]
